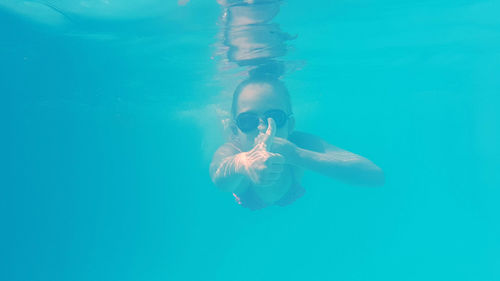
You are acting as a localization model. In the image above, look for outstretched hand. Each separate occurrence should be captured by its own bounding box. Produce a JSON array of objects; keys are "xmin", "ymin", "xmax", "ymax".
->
[{"xmin": 237, "ymin": 118, "xmax": 285, "ymax": 186}]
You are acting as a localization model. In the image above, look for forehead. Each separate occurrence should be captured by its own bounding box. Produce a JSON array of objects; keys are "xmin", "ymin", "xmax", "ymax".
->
[{"xmin": 236, "ymin": 82, "xmax": 288, "ymax": 114}]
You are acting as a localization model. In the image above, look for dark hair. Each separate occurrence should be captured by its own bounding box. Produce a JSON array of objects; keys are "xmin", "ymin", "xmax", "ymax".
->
[{"xmin": 230, "ymin": 61, "xmax": 292, "ymax": 118}]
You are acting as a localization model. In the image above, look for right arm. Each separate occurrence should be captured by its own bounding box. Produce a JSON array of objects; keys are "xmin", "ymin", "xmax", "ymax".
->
[
  {"xmin": 210, "ymin": 119, "xmax": 285, "ymax": 193},
  {"xmin": 209, "ymin": 143, "xmax": 249, "ymax": 193}
]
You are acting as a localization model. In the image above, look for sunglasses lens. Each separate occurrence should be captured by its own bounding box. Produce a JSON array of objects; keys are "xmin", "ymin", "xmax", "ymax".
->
[
  {"xmin": 236, "ymin": 110, "xmax": 288, "ymax": 133},
  {"xmin": 265, "ymin": 110, "xmax": 288, "ymax": 127},
  {"xmin": 236, "ymin": 113, "xmax": 259, "ymax": 133}
]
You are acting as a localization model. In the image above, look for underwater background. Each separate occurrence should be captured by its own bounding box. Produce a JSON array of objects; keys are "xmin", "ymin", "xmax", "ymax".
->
[{"xmin": 1, "ymin": 1, "xmax": 499, "ymax": 280}]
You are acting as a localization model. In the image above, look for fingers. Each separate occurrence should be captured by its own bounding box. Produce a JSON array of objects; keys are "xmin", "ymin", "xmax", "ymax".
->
[
  {"xmin": 268, "ymin": 152, "xmax": 285, "ymax": 164},
  {"xmin": 262, "ymin": 118, "xmax": 276, "ymax": 148},
  {"xmin": 253, "ymin": 118, "xmax": 277, "ymax": 151},
  {"xmin": 244, "ymin": 148, "xmax": 287, "ymax": 186},
  {"xmin": 253, "ymin": 132, "xmax": 266, "ymax": 147},
  {"xmin": 258, "ymin": 165, "xmax": 286, "ymax": 185},
  {"xmin": 266, "ymin": 118, "xmax": 276, "ymax": 137},
  {"xmin": 260, "ymin": 155, "xmax": 284, "ymax": 185},
  {"xmin": 257, "ymin": 172, "xmax": 281, "ymax": 186},
  {"xmin": 269, "ymin": 163, "xmax": 283, "ymax": 173},
  {"xmin": 266, "ymin": 172, "xmax": 282, "ymax": 183}
]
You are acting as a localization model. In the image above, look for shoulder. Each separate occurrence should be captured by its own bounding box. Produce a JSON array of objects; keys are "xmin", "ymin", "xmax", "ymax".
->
[
  {"xmin": 218, "ymin": 141, "xmax": 242, "ymax": 154},
  {"xmin": 288, "ymin": 131, "xmax": 326, "ymax": 153}
]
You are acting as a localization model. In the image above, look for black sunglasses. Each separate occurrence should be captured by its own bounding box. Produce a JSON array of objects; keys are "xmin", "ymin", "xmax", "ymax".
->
[{"xmin": 235, "ymin": 109, "xmax": 292, "ymax": 133}]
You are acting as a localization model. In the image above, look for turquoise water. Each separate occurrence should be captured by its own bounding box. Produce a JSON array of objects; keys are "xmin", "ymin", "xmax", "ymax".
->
[{"xmin": 1, "ymin": 1, "xmax": 499, "ymax": 281}]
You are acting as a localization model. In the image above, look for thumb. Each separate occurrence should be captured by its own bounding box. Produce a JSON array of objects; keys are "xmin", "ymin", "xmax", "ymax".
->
[{"xmin": 261, "ymin": 118, "xmax": 276, "ymax": 148}]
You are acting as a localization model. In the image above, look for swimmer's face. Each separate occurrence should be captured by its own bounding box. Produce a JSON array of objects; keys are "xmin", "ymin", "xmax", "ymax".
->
[{"xmin": 234, "ymin": 82, "xmax": 294, "ymax": 151}]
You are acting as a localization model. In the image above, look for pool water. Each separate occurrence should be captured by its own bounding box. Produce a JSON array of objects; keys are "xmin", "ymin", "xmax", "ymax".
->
[{"xmin": 1, "ymin": 1, "xmax": 499, "ymax": 281}]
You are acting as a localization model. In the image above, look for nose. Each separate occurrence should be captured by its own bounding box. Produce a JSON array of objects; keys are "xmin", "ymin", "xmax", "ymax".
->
[{"xmin": 257, "ymin": 117, "xmax": 268, "ymax": 133}]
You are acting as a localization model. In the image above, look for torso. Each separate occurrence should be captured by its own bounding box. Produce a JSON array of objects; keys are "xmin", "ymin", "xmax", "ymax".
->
[{"xmin": 250, "ymin": 165, "xmax": 295, "ymax": 204}]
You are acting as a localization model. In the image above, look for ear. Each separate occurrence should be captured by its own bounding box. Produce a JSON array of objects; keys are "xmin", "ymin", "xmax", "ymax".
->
[{"xmin": 287, "ymin": 115, "xmax": 295, "ymax": 134}]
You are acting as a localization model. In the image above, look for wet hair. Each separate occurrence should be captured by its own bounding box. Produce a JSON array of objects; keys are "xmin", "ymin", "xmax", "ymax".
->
[{"xmin": 230, "ymin": 61, "xmax": 292, "ymax": 118}]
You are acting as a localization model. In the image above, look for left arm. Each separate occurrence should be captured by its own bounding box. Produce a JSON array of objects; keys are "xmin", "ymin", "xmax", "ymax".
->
[{"xmin": 273, "ymin": 131, "xmax": 385, "ymax": 186}]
